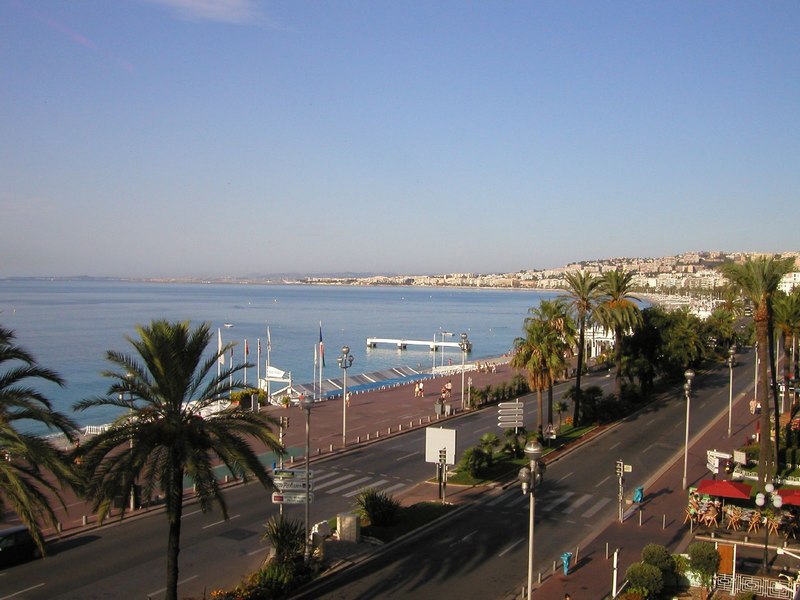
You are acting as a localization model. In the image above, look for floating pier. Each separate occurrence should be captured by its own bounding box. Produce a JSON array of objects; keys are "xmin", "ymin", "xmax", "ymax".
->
[{"xmin": 366, "ymin": 337, "xmax": 472, "ymax": 352}]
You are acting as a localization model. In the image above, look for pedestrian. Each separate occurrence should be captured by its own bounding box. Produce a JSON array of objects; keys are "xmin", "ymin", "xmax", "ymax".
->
[
  {"xmin": 756, "ymin": 401, "xmax": 762, "ymax": 415},
  {"xmin": 749, "ymin": 398, "xmax": 756, "ymax": 415},
  {"xmin": 414, "ymin": 382, "xmax": 419, "ymax": 398},
  {"xmin": 419, "ymin": 381, "xmax": 424, "ymax": 396}
]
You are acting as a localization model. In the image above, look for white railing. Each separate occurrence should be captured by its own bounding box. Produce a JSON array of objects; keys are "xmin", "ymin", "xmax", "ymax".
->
[{"xmin": 716, "ymin": 573, "xmax": 796, "ymax": 599}]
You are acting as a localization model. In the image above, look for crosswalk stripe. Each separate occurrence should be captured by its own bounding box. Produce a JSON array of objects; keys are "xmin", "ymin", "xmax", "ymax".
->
[
  {"xmin": 343, "ymin": 480, "xmax": 390, "ymax": 497},
  {"xmin": 313, "ymin": 474, "xmax": 356, "ymax": 491},
  {"xmin": 542, "ymin": 491, "xmax": 575, "ymax": 512},
  {"xmin": 310, "ymin": 471, "xmax": 340, "ymax": 483},
  {"xmin": 486, "ymin": 490, "xmax": 514, "ymax": 507},
  {"xmin": 582, "ymin": 497, "xmax": 611, "ymax": 519},
  {"xmin": 381, "ymin": 482, "xmax": 407, "ymax": 494},
  {"xmin": 326, "ymin": 476, "xmax": 373, "ymax": 494},
  {"xmin": 564, "ymin": 494, "xmax": 593, "ymax": 514},
  {"xmin": 506, "ymin": 492, "xmax": 530, "ymax": 508}
]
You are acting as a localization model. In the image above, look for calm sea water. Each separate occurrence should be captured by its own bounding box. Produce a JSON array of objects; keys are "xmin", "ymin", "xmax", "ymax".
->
[{"xmin": 0, "ymin": 280, "xmax": 556, "ymax": 433}]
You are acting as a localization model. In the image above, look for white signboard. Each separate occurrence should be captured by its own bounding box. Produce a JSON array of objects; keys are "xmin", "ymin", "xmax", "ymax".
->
[
  {"xmin": 274, "ymin": 479, "xmax": 312, "ymax": 491},
  {"xmin": 426, "ymin": 427, "xmax": 457, "ymax": 466},
  {"xmin": 272, "ymin": 492, "xmax": 313, "ymax": 505},
  {"xmin": 273, "ymin": 468, "xmax": 313, "ymax": 479}
]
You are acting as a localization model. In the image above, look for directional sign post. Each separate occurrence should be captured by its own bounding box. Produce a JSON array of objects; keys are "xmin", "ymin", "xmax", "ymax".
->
[
  {"xmin": 272, "ymin": 492, "xmax": 314, "ymax": 505},
  {"xmin": 497, "ymin": 400, "xmax": 524, "ymax": 430},
  {"xmin": 274, "ymin": 479, "xmax": 312, "ymax": 491}
]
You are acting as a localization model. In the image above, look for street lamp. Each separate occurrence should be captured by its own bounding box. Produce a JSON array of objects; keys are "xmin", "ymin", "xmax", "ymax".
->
[
  {"xmin": 121, "ymin": 372, "xmax": 136, "ymax": 511},
  {"xmin": 756, "ymin": 483, "xmax": 783, "ymax": 571},
  {"xmin": 682, "ymin": 369, "xmax": 695, "ymax": 489},
  {"xmin": 459, "ymin": 333, "xmax": 470, "ymax": 410},
  {"xmin": 337, "ymin": 346, "xmax": 354, "ymax": 447},
  {"xmin": 728, "ymin": 347, "xmax": 736, "ymax": 438},
  {"xmin": 518, "ymin": 439, "xmax": 544, "ymax": 600},
  {"xmin": 299, "ymin": 393, "xmax": 314, "ymax": 565}
]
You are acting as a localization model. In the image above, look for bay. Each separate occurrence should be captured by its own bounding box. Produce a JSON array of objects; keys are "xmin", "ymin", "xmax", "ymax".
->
[{"xmin": 0, "ymin": 279, "xmax": 556, "ymax": 433}]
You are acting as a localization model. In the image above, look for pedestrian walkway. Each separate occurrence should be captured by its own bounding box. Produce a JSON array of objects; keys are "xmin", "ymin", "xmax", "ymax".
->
[{"xmin": 527, "ymin": 370, "xmax": 758, "ymax": 600}]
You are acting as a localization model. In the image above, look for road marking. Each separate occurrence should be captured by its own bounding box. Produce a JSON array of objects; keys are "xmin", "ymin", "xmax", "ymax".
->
[
  {"xmin": 450, "ymin": 530, "xmax": 478, "ymax": 547},
  {"xmin": 184, "ymin": 509, "xmax": 203, "ymax": 518},
  {"xmin": 203, "ymin": 514, "xmax": 240, "ymax": 529},
  {"xmin": 542, "ymin": 491, "xmax": 574, "ymax": 511},
  {"xmin": 344, "ymin": 480, "xmax": 389, "ymax": 497},
  {"xmin": 582, "ymin": 497, "xmax": 611, "ymax": 519},
  {"xmin": 396, "ymin": 452, "xmax": 419, "ymax": 461},
  {"xmin": 486, "ymin": 489, "xmax": 514, "ymax": 507},
  {"xmin": 313, "ymin": 474, "xmax": 356, "ymax": 490},
  {"xmin": 248, "ymin": 547, "xmax": 267, "ymax": 556},
  {"xmin": 563, "ymin": 494, "xmax": 593, "ymax": 514},
  {"xmin": 557, "ymin": 472, "xmax": 573, "ymax": 483},
  {"xmin": 609, "ymin": 442, "xmax": 621, "ymax": 450},
  {"xmin": 310, "ymin": 471, "xmax": 340, "ymax": 483},
  {"xmin": 1, "ymin": 583, "xmax": 45, "ymax": 599},
  {"xmin": 595, "ymin": 475, "xmax": 611, "ymax": 488},
  {"xmin": 381, "ymin": 482, "xmax": 407, "ymax": 494},
  {"xmin": 148, "ymin": 575, "xmax": 198, "ymax": 598},
  {"xmin": 326, "ymin": 476, "xmax": 372, "ymax": 494},
  {"xmin": 506, "ymin": 492, "xmax": 529, "ymax": 508},
  {"xmin": 499, "ymin": 537, "xmax": 525, "ymax": 557}
]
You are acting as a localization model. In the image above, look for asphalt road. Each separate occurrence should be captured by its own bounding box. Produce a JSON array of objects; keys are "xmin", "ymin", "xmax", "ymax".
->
[
  {"xmin": 301, "ymin": 355, "xmax": 756, "ymax": 599},
  {"xmin": 0, "ymin": 356, "xmax": 754, "ymax": 600}
]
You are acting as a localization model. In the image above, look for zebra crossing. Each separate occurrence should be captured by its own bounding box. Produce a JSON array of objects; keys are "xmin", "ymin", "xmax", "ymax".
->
[
  {"xmin": 311, "ymin": 470, "xmax": 409, "ymax": 499},
  {"xmin": 485, "ymin": 486, "xmax": 613, "ymax": 521}
]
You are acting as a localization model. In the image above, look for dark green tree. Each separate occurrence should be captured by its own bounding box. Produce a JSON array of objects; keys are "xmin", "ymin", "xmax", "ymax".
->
[{"xmin": 74, "ymin": 320, "xmax": 284, "ymax": 600}]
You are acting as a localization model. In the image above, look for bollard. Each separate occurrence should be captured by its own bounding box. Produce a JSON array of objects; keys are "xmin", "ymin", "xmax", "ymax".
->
[
  {"xmin": 606, "ymin": 542, "xmax": 609, "ymax": 559},
  {"xmin": 639, "ymin": 509, "xmax": 642, "ymax": 526},
  {"xmin": 357, "ymin": 436, "xmax": 361, "ymax": 443},
  {"xmin": 575, "ymin": 545, "xmax": 580, "ymax": 564},
  {"xmin": 367, "ymin": 433, "xmax": 370, "ymax": 441},
  {"xmin": 290, "ymin": 455, "xmax": 295, "ymax": 464},
  {"xmin": 330, "ymin": 444, "xmax": 333, "ymax": 452},
  {"xmin": 376, "ymin": 430, "xmax": 380, "ymax": 438},
  {"xmin": 427, "ymin": 416, "xmax": 431, "ymax": 423},
  {"xmin": 662, "ymin": 514, "xmax": 666, "ymax": 529},
  {"xmin": 399, "ymin": 424, "xmax": 402, "ymax": 431},
  {"xmin": 82, "ymin": 515, "xmax": 88, "ymax": 526},
  {"xmin": 57, "ymin": 522, "xmax": 62, "ymax": 534},
  {"xmin": 317, "ymin": 448, "xmax": 321, "ymax": 455},
  {"xmin": 388, "ymin": 427, "xmax": 391, "ymax": 435},
  {"xmin": 418, "ymin": 419, "xmax": 422, "ymax": 426},
  {"xmin": 552, "ymin": 560, "xmax": 557, "ymax": 573},
  {"xmin": 225, "ymin": 475, "xmax": 229, "ymax": 483},
  {"xmin": 538, "ymin": 572, "xmax": 542, "ymax": 584},
  {"xmin": 410, "ymin": 420, "xmax": 413, "ymax": 428}
]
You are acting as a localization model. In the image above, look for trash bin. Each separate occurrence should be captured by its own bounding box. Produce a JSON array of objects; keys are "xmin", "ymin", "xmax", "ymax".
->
[
  {"xmin": 633, "ymin": 486, "xmax": 644, "ymax": 503},
  {"xmin": 561, "ymin": 552, "xmax": 573, "ymax": 575},
  {"xmin": 445, "ymin": 404, "xmax": 452, "ymax": 416},
  {"xmin": 434, "ymin": 401, "xmax": 444, "ymax": 416}
]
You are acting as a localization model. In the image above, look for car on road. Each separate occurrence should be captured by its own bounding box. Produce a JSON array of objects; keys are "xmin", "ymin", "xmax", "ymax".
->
[{"xmin": 0, "ymin": 525, "xmax": 41, "ymax": 567}]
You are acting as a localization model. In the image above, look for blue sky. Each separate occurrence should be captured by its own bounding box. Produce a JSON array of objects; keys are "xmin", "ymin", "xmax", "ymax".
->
[{"xmin": 1, "ymin": 1, "xmax": 798, "ymax": 278}]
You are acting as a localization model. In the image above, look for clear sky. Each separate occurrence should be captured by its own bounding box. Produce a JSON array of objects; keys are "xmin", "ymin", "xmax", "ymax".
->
[{"xmin": 1, "ymin": 1, "xmax": 798, "ymax": 278}]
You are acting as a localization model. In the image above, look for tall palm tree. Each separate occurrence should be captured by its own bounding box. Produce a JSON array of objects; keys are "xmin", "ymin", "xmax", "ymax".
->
[
  {"xmin": 537, "ymin": 299, "xmax": 575, "ymax": 426},
  {"xmin": 773, "ymin": 289, "xmax": 800, "ymax": 414},
  {"xmin": 720, "ymin": 256, "xmax": 795, "ymax": 486},
  {"xmin": 0, "ymin": 325, "xmax": 79, "ymax": 555},
  {"xmin": 560, "ymin": 271, "xmax": 601, "ymax": 423},
  {"xmin": 74, "ymin": 320, "xmax": 284, "ymax": 600},
  {"xmin": 595, "ymin": 270, "xmax": 643, "ymax": 399}
]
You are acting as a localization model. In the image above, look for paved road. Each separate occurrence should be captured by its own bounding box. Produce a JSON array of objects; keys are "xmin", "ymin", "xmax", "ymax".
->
[{"xmin": 298, "ymin": 352, "xmax": 758, "ymax": 599}]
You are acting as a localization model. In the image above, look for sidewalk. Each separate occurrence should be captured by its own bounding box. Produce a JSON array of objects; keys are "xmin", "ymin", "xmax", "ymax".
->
[{"xmin": 529, "ymin": 372, "xmax": 759, "ymax": 600}]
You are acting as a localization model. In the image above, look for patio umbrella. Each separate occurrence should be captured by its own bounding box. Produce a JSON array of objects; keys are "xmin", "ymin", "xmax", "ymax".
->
[
  {"xmin": 776, "ymin": 488, "xmax": 800, "ymax": 506},
  {"xmin": 696, "ymin": 479, "xmax": 752, "ymax": 499}
]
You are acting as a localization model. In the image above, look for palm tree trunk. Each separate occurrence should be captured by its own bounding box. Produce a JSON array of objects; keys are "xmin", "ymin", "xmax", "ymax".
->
[
  {"xmin": 165, "ymin": 464, "xmax": 185, "ymax": 600},
  {"xmin": 756, "ymin": 319, "xmax": 775, "ymax": 487},
  {"xmin": 768, "ymin": 323, "xmax": 781, "ymax": 468},
  {"xmin": 547, "ymin": 384, "xmax": 554, "ymax": 425},
  {"xmin": 536, "ymin": 388, "xmax": 543, "ymax": 435},
  {"xmin": 614, "ymin": 327, "xmax": 623, "ymax": 399},
  {"xmin": 573, "ymin": 316, "xmax": 586, "ymax": 423}
]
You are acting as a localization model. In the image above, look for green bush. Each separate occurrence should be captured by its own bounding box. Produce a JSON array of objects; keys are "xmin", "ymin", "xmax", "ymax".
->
[
  {"xmin": 687, "ymin": 541, "xmax": 720, "ymax": 590},
  {"xmin": 355, "ymin": 488, "xmax": 401, "ymax": 527},
  {"xmin": 460, "ymin": 447, "xmax": 490, "ymax": 477},
  {"xmin": 625, "ymin": 562, "xmax": 663, "ymax": 598},
  {"xmin": 641, "ymin": 543, "xmax": 674, "ymax": 572},
  {"xmin": 261, "ymin": 516, "xmax": 305, "ymax": 564}
]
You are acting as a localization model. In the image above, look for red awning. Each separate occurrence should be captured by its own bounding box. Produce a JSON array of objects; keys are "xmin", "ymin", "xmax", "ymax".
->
[
  {"xmin": 696, "ymin": 480, "xmax": 752, "ymax": 499},
  {"xmin": 777, "ymin": 489, "xmax": 800, "ymax": 506}
]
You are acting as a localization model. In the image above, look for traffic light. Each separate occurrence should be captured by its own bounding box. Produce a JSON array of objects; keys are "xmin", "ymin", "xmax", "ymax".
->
[
  {"xmin": 281, "ymin": 416, "xmax": 289, "ymax": 429},
  {"xmin": 615, "ymin": 459, "xmax": 624, "ymax": 477},
  {"xmin": 439, "ymin": 449, "xmax": 447, "ymax": 464}
]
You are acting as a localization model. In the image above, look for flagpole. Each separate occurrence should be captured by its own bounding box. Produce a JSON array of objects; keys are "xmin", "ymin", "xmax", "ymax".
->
[
  {"xmin": 267, "ymin": 326, "xmax": 272, "ymax": 403},
  {"xmin": 257, "ymin": 338, "xmax": 261, "ymax": 387},
  {"xmin": 243, "ymin": 338, "xmax": 248, "ymax": 388}
]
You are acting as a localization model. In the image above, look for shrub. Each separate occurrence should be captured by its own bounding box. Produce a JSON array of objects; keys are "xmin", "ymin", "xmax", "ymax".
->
[
  {"xmin": 687, "ymin": 541, "xmax": 720, "ymax": 592},
  {"xmin": 625, "ymin": 562, "xmax": 664, "ymax": 598},
  {"xmin": 261, "ymin": 516, "xmax": 305, "ymax": 564},
  {"xmin": 460, "ymin": 447, "xmax": 490, "ymax": 477},
  {"xmin": 641, "ymin": 543, "xmax": 674, "ymax": 572},
  {"xmin": 355, "ymin": 488, "xmax": 401, "ymax": 527}
]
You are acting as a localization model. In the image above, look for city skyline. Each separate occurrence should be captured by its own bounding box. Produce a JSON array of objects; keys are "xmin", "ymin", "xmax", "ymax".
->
[{"xmin": 2, "ymin": 1, "xmax": 798, "ymax": 278}]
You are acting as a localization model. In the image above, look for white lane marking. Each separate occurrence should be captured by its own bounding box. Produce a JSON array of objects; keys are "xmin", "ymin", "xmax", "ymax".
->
[
  {"xmin": 381, "ymin": 482, "xmax": 407, "ymax": 494},
  {"xmin": 609, "ymin": 442, "xmax": 621, "ymax": 450},
  {"xmin": 506, "ymin": 492, "xmax": 530, "ymax": 508},
  {"xmin": 542, "ymin": 491, "xmax": 575, "ymax": 511},
  {"xmin": 396, "ymin": 452, "xmax": 419, "ymax": 461},
  {"xmin": 499, "ymin": 537, "xmax": 525, "ymax": 557},
  {"xmin": 202, "ymin": 514, "xmax": 240, "ymax": 529},
  {"xmin": 582, "ymin": 497, "xmax": 612, "ymax": 519},
  {"xmin": 148, "ymin": 575, "xmax": 198, "ymax": 598},
  {"xmin": 184, "ymin": 509, "xmax": 203, "ymax": 518},
  {"xmin": 564, "ymin": 494, "xmax": 593, "ymax": 514},
  {"xmin": 595, "ymin": 475, "xmax": 611, "ymax": 488},
  {"xmin": 486, "ymin": 489, "xmax": 514, "ymax": 507},
  {"xmin": 1, "ymin": 583, "xmax": 45, "ymax": 599},
  {"xmin": 313, "ymin": 474, "xmax": 356, "ymax": 490},
  {"xmin": 309, "ymin": 471, "xmax": 340, "ymax": 483},
  {"xmin": 344, "ymin": 480, "xmax": 389, "ymax": 497},
  {"xmin": 557, "ymin": 472, "xmax": 573, "ymax": 483},
  {"xmin": 450, "ymin": 530, "xmax": 478, "ymax": 547},
  {"xmin": 326, "ymin": 476, "xmax": 372, "ymax": 494}
]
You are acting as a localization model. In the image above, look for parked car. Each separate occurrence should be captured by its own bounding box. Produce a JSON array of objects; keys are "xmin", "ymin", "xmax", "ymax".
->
[{"xmin": 0, "ymin": 525, "xmax": 41, "ymax": 567}]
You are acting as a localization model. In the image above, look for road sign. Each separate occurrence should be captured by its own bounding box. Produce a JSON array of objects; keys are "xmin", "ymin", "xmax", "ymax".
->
[
  {"xmin": 272, "ymin": 492, "xmax": 313, "ymax": 505},
  {"xmin": 624, "ymin": 464, "xmax": 632, "ymax": 473},
  {"xmin": 274, "ymin": 479, "xmax": 312, "ymax": 491},
  {"xmin": 707, "ymin": 457, "xmax": 719, "ymax": 474},
  {"xmin": 498, "ymin": 408, "xmax": 524, "ymax": 416},
  {"xmin": 273, "ymin": 468, "xmax": 313, "ymax": 479},
  {"xmin": 498, "ymin": 401, "xmax": 524, "ymax": 409},
  {"xmin": 497, "ymin": 401, "xmax": 523, "ymax": 429},
  {"xmin": 707, "ymin": 450, "xmax": 732, "ymax": 461}
]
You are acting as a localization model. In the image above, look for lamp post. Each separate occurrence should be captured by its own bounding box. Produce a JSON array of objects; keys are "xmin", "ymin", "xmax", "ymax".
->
[
  {"xmin": 756, "ymin": 483, "xmax": 783, "ymax": 571},
  {"xmin": 728, "ymin": 347, "xmax": 736, "ymax": 438},
  {"xmin": 121, "ymin": 372, "xmax": 136, "ymax": 511},
  {"xmin": 299, "ymin": 393, "xmax": 314, "ymax": 565},
  {"xmin": 337, "ymin": 346, "xmax": 354, "ymax": 447},
  {"xmin": 682, "ymin": 369, "xmax": 695, "ymax": 489},
  {"xmin": 459, "ymin": 333, "xmax": 469, "ymax": 410},
  {"xmin": 518, "ymin": 439, "xmax": 544, "ymax": 600}
]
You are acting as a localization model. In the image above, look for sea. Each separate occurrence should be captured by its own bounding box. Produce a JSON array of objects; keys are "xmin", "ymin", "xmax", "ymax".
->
[{"xmin": 0, "ymin": 279, "xmax": 558, "ymax": 434}]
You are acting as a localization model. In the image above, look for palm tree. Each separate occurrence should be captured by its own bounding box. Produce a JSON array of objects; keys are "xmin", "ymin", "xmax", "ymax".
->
[
  {"xmin": 560, "ymin": 271, "xmax": 601, "ymax": 423},
  {"xmin": 595, "ymin": 270, "xmax": 643, "ymax": 399},
  {"xmin": 478, "ymin": 433, "xmax": 500, "ymax": 467},
  {"xmin": 720, "ymin": 256, "xmax": 795, "ymax": 486},
  {"xmin": 74, "ymin": 320, "xmax": 284, "ymax": 600},
  {"xmin": 773, "ymin": 289, "xmax": 800, "ymax": 414},
  {"xmin": 0, "ymin": 325, "xmax": 79, "ymax": 555}
]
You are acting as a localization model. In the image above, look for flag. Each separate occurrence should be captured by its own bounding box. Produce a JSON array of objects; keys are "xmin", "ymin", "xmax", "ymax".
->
[
  {"xmin": 218, "ymin": 328, "xmax": 225, "ymax": 365},
  {"xmin": 267, "ymin": 326, "xmax": 272, "ymax": 352},
  {"xmin": 319, "ymin": 322, "xmax": 325, "ymax": 368},
  {"xmin": 245, "ymin": 339, "xmax": 249, "ymax": 357}
]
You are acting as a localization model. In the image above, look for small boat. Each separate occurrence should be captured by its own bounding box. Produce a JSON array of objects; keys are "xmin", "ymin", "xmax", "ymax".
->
[{"xmin": 224, "ymin": 323, "xmax": 234, "ymax": 328}]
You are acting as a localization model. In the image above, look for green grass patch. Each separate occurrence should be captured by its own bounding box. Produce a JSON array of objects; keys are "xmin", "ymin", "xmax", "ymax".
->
[{"xmin": 361, "ymin": 501, "xmax": 455, "ymax": 543}]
